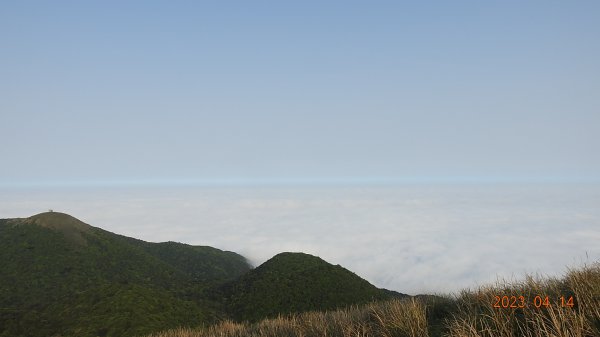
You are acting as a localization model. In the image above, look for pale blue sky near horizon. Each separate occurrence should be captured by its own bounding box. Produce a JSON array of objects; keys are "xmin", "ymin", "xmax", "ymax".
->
[{"xmin": 1, "ymin": 1, "xmax": 599, "ymax": 186}]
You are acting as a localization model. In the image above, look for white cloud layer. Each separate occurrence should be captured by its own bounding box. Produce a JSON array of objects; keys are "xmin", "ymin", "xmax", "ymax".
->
[{"xmin": 1, "ymin": 183, "xmax": 599, "ymax": 295}]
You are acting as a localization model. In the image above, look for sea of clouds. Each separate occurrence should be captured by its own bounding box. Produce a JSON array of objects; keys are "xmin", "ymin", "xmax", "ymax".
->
[{"xmin": 1, "ymin": 183, "xmax": 598, "ymax": 295}]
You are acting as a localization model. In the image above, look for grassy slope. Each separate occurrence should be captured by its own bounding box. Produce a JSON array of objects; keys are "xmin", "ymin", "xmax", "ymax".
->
[
  {"xmin": 218, "ymin": 252, "xmax": 406, "ymax": 322},
  {"xmin": 0, "ymin": 212, "xmax": 251, "ymax": 337},
  {"xmin": 147, "ymin": 262, "xmax": 600, "ymax": 337}
]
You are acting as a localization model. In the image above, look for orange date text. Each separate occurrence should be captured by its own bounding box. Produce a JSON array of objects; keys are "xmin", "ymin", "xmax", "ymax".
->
[{"xmin": 492, "ymin": 295, "xmax": 575, "ymax": 309}]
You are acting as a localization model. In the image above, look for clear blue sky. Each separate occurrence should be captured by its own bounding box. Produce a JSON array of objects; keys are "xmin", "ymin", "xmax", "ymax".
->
[{"xmin": 1, "ymin": 1, "xmax": 599, "ymax": 186}]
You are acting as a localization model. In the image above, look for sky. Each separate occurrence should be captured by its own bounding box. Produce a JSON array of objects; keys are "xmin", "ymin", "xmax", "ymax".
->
[
  {"xmin": 1, "ymin": 1, "xmax": 599, "ymax": 185},
  {"xmin": 1, "ymin": 2, "xmax": 599, "ymax": 294}
]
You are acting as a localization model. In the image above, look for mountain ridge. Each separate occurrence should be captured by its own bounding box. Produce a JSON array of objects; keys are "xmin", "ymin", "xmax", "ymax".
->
[
  {"xmin": 0, "ymin": 211, "xmax": 405, "ymax": 337},
  {"xmin": 0, "ymin": 212, "xmax": 251, "ymax": 337}
]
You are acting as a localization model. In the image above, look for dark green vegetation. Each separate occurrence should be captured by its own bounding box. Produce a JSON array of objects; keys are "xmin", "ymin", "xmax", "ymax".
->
[
  {"xmin": 0, "ymin": 212, "xmax": 402, "ymax": 337},
  {"xmin": 148, "ymin": 263, "xmax": 600, "ymax": 337},
  {"xmin": 0, "ymin": 212, "xmax": 248, "ymax": 337},
  {"xmin": 218, "ymin": 252, "xmax": 407, "ymax": 322}
]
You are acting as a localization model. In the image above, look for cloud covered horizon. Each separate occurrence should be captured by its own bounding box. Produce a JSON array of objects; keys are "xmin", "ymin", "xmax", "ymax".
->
[{"xmin": 1, "ymin": 183, "xmax": 598, "ymax": 295}]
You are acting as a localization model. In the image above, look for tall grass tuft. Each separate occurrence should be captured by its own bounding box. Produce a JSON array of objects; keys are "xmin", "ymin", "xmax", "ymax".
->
[{"xmin": 369, "ymin": 298, "xmax": 428, "ymax": 337}]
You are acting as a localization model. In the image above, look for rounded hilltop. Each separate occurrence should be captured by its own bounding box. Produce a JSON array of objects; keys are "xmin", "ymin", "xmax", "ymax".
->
[
  {"xmin": 14, "ymin": 211, "xmax": 94, "ymax": 245},
  {"xmin": 24, "ymin": 211, "xmax": 93, "ymax": 233},
  {"xmin": 219, "ymin": 251, "xmax": 404, "ymax": 322}
]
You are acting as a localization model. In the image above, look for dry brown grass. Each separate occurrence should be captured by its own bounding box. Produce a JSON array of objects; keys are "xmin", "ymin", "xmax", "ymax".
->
[
  {"xmin": 146, "ymin": 298, "xmax": 427, "ymax": 337},
  {"xmin": 369, "ymin": 298, "xmax": 428, "ymax": 337},
  {"xmin": 146, "ymin": 262, "xmax": 600, "ymax": 337},
  {"xmin": 447, "ymin": 262, "xmax": 600, "ymax": 337}
]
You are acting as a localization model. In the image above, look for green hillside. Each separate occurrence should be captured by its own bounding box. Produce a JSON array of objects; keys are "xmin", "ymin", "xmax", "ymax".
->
[
  {"xmin": 218, "ymin": 252, "xmax": 407, "ymax": 321},
  {"xmin": 137, "ymin": 241, "xmax": 249, "ymax": 285},
  {"xmin": 0, "ymin": 212, "xmax": 251, "ymax": 337},
  {"xmin": 0, "ymin": 212, "xmax": 407, "ymax": 336}
]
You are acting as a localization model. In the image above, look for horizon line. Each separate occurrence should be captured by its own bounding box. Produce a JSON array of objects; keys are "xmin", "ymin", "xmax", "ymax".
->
[{"xmin": 1, "ymin": 176, "xmax": 599, "ymax": 189}]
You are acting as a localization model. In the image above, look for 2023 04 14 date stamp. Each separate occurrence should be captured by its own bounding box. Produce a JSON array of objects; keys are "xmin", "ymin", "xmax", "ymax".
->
[{"xmin": 493, "ymin": 295, "xmax": 575, "ymax": 309}]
